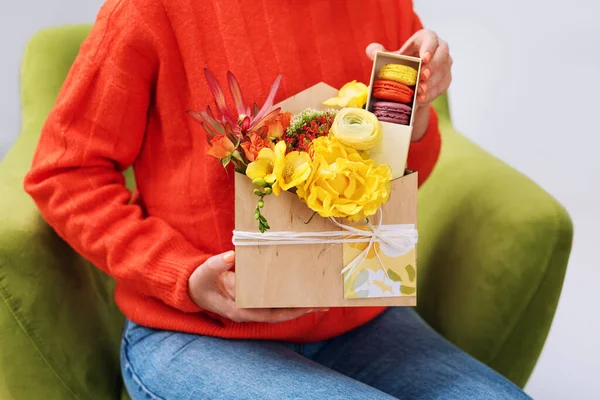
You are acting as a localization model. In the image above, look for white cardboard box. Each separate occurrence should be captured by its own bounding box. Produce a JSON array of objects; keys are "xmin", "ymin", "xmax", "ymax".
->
[{"xmin": 366, "ymin": 52, "xmax": 422, "ymax": 179}]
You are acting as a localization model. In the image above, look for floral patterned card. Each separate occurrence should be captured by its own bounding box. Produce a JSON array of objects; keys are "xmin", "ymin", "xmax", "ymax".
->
[{"xmin": 343, "ymin": 244, "xmax": 417, "ymax": 299}]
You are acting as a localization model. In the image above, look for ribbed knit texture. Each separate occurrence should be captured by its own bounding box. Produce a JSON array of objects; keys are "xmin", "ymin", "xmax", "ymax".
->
[{"xmin": 24, "ymin": 0, "xmax": 441, "ymax": 342}]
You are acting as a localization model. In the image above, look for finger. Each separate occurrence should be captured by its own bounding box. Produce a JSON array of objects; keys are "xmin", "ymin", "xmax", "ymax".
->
[
  {"xmin": 419, "ymin": 67, "xmax": 432, "ymax": 82},
  {"xmin": 202, "ymin": 251, "xmax": 235, "ymax": 276},
  {"xmin": 418, "ymin": 71, "xmax": 452, "ymax": 105},
  {"xmin": 258, "ymin": 308, "xmax": 314, "ymax": 323},
  {"xmin": 418, "ymin": 30, "xmax": 439, "ymax": 63},
  {"xmin": 420, "ymin": 49, "xmax": 451, "ymax": 93},
  {"xmin": 427, "ymin": 39, "xmax": 449, "ymax": 73},
  {"xmin": 399, "ymin": 30, "xmax": 439, "ymax": 63},
  {"xmin": 366, "ymin": 42, "xmax": 386, "ymax": 60},
  {"xmin": 419, "ymin": 69, "xmax": 443, "ymax": 100},
  {"xmin": 418, "ymin": 43, "xmax": 451, "ymax": 98},
  {"xmin": 220, "ymin": 270, "xmax": 236, "ymax": 300},
  {"xmin": 226, "ymin": 306, "xmax": 313, "ymax": 323},
  {"xmin": 398, "ymin": 36, "xmax": 418, "ymax": 57}
]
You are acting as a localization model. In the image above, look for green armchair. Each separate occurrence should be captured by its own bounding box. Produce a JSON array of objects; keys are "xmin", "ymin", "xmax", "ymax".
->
[{"xmin": 0, "ymin": 25, "xmax": 573, "ymax": 399}]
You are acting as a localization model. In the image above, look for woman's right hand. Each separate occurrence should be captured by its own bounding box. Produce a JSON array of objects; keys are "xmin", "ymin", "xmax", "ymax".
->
[{"xmin": 188, "ymin": 251, "xmax": 318, "ymax": 323}]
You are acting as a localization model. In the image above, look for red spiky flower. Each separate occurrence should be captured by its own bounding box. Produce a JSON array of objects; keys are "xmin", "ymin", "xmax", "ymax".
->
[{"xmin": 188, "ymin": 70, "xmax": 283, "ymax": 171}]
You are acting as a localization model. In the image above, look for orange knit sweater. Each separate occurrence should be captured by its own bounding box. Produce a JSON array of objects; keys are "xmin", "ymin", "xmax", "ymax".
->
[{"xmin": 24, "ymin": 0, "xmax": 441, "ymax": 342}]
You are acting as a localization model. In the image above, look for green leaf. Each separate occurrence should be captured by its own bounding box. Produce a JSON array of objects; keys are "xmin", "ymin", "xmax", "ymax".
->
[
  {"xmin": 231, "ymin": 150, "xmax": 243, "ymax": 161},
  {"xmin": 221, "ymin": 156, "xmax": 231, "ymax": 167},
  {"xmin": 258, "ymin": 220, "xmax": 270, "ymax": 233}
]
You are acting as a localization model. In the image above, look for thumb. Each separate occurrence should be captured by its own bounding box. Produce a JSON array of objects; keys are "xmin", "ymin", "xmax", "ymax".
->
[
  {"xmin": 203, "ymin": 251, "xmax": 236, "ymax": 274},
  {"xmin": 399, "ymin": 30, "xmax": 438, "ymax": 62},
  {"xmin": 366, "ymin": 42, "xmax": 386, "ymax": 60}
]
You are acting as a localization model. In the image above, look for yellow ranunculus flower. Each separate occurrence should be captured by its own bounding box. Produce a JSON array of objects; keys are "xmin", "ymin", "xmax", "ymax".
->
[
  {"xmin": 297, "ymin": 137, "xmax": 392, "ymax": 222},
  {"xmin": 311, "ymin": 134, "xmax": 359, "ymax": 164},
  {"xmin": 323, "ymin": 80, "xmax": 369, "ymax": 109},
  {"xmin": 330, "ymin": 108, "xmax": 382, "ymax": 151}
]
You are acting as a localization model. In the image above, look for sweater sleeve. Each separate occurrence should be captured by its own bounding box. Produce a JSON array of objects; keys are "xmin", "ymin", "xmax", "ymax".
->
[
  {"xmin": 23, "ymin": 0, "xmax": 205, "ymax": 313},
  {"xmin": 405, "ymin": 5, "xmax": 442, "ymax": 187},
  {"xmin": 407, "ymin": 105, "xmax": 441, "ymax": 186}
]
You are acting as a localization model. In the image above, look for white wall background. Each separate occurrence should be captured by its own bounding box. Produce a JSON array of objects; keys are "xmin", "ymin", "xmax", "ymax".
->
[
  {"xmin": 0, "ymin": 0, "xmax": 106, "ymax": 158},
  {"xmin": 413, "ymin": 1, "xmax": 600, "ymax": 399},
  {"xmin": 0, "ymin": 0, "xmax": 598, "ymax": 398}
]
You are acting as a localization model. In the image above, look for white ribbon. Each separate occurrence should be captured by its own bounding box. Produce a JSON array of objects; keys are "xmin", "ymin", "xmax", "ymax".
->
[{"xmin": 232, "ymin": 210, "xmax": 418, "ymax": 281}]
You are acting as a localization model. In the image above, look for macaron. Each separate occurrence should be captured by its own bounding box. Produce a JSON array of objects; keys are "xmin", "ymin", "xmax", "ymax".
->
[
  {"xmin": 372, "ymin": 101, "xmax": 412, "ymax": 125},
  {"xmin": 373, "ymin": 80, "xmax": 415, "ymax": 104},
  {"xmin": 378, "ymin": 64, "xmax": 418, "ymax": 87}
]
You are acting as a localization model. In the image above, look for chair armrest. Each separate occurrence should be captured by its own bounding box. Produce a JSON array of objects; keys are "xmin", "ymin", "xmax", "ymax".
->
[{"xmin": 417, "ymin": 117, "xmax": 572, "ymax": 387}]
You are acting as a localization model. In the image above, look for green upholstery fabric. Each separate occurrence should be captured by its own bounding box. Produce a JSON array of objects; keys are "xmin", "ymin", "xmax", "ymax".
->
[
  {"xmin": 0, "ymin": 26, "xmax": 129, "ymax": 400},
  {"xmin": 0, "ymin": 25, "xmax": 572, "ymax": 399},
  {"xmin": 418, "ymin": 107, "xmax": 573, "ymax": 387}
]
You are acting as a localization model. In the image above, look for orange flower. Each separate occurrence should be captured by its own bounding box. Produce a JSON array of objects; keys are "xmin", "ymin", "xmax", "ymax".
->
[
  {"xmin": 266, "ymin": 112, "xmax": 292, "ymax": 139},
  {"xmin": 206, "ymin": 135, "xmax": 235, "ymax": 159},
  {"xmin": 241, "ymin": 133, "xmax": 275, "ymax": 162}
]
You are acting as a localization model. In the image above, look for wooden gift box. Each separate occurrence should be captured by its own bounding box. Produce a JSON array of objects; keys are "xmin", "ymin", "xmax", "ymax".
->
[{"xmin": 235, "ymin": 65, "xmax": 421, "ymax": 308}]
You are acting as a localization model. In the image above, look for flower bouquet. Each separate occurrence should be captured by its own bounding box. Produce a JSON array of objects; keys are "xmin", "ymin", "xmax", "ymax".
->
[{"xmin": 189, "ymin": 52, "xmax": 422, "ymax": 308}]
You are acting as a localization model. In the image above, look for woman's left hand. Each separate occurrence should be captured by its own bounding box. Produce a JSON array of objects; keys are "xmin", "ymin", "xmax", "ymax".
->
[{"xmin": 366, "ymin": 29, "xmax": 453, "ymax": 140}]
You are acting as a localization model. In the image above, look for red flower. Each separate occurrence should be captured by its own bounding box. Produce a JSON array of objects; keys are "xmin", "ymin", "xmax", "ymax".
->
[
  {"xmin": 241, "ymin": 133, "xmax": 275, "ymax": 162},
  {"xmin": 188, "ymin": 70, "xmax": 283, "ymax": 146},
  {"xmin": 284, "ymin": 114, "xmax": 335, "ymax": 153}
]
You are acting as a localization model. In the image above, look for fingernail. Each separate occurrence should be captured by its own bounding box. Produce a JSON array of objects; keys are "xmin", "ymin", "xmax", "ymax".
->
[
  {"xmin": 419, "ymin": 83, "xmax": 428, "ymax": 93},
  {"xmin": 223, "ymin": 251, "xmax": 235, "ymax": 263},
  {"xmin": 423, "ymin": 52, "xmax": 432, "ymax": 63},
  {"xmin": 418, "ymin": 94, "xmax": 426, "ymax": 102},
  {"xmin": 422, "ymin": 69, "xmax": 431, "ymax": 79}
]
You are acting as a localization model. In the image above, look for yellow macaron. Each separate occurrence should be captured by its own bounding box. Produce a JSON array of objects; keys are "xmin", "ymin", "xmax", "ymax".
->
[{"xmin": 378, "ymin": 64, "xmax": 418, "ymax": 86}]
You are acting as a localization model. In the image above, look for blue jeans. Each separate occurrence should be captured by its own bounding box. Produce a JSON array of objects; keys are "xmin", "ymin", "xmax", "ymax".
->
[{"xmin": 121, "ymin": 308, "xmax": 530, "ymax": 399}]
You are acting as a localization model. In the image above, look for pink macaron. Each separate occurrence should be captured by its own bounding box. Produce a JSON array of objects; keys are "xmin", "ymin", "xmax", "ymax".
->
[{"xmin": 372, "ymin": 101, "xmax": 412, "ymax": 125}]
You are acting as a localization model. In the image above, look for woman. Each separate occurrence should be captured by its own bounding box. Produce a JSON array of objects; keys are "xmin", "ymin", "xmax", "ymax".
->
[{"xmin": 24, "ymin": 0, "xmax": 530, "ymax": 398}]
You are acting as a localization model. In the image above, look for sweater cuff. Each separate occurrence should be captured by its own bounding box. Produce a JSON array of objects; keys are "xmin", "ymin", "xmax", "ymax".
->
[
  {"xmin": 145, "ymin": 237, "xmax": 209, "ymax": 313},
  {"xmin": 407, "ymin": 105, "xmax": 442, "ymax": 186}
]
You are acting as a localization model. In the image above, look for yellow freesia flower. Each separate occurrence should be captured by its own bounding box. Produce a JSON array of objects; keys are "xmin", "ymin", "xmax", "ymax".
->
[
  {"xmin": 246, "ymin": 145, "xmax": 278, "ymax": 185},
  {"xmin": 247, "ymin": 141, "xmax": 312, "ymax": 195},
  {"xmin": 297, "ymin": 137, "xmax": 392, "ymax": 222},
  {"xmin": 323, "ymin": 81, "xmax": 369, "ymax": 108},
  {"xmin": 330, "ymin": 108, "xmax": 382, "ymax": 151},
  {"xmin": 272, "ymin": 151, "xmax": 312, "ymax": 195}
]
